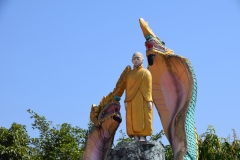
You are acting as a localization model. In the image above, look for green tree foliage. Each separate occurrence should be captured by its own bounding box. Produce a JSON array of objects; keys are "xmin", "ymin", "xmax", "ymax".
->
[
  {"xmin": 198, "ymin": 125, "xmax": 240, "ymax": 160},
  {"xmin": 0, "ymin": 110, "xmax": 93, "ymax": 160},
  {"xmin": 164, "ymin": 144, "xmax": 173, "ymax": 160},
  {"xmin": 0, "ymin": 123, "xmax": 30, "ymax": 160},
  {"xmin": 149, "ymin": 130, "xmax": 164, "ymax": 142},
  {"xmin": 1, "ymin": 110, "xmax": 239, "ymax": 159},
  {"xmin": 27, "ymin": 109, "xmax": 93, "ymax": 159}
]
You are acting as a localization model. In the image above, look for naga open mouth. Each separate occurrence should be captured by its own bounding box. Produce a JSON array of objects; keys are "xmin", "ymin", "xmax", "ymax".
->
[
  {"xmin": 98, "ymin": 102, "xmax": 122, "ymax": 124},
  {"xmin": 145, "ymin": 39, "xmax": 166, "ymax": 52},
  {"xmin": 145, "ymin": 39, "xmax": 166, "ymax": 66}
]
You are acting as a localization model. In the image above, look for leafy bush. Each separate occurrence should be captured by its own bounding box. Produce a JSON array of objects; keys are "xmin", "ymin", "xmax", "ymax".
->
[
  {"xmin": 0, "ymin": 110, "xmax": 239, "ymax": 160},
  {"xmin": 198, "ymin": 125, "xmax": 240, "ymax": 160},
  {"xmin": 0, "ymin": 123, "xmax": 30, "ymax": 160}
]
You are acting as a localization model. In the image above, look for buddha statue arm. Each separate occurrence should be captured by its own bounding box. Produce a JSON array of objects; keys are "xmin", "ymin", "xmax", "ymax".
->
[{"xmin": 140, "ymin": 70, "xmax": 153, "ymax": 103}]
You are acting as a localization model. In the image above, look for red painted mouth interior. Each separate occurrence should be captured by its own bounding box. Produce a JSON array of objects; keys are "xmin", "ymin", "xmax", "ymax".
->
[
  {"xmin": 145, "ymin": 40, "xmax": 165, "ymax": 51},
  {"xmin": 146, "ymin": 43, "xmax": 153, "ymax": 49},
  {"xmin": 100, "ymin": 104, "xmax": 121, "ymax": 119}
]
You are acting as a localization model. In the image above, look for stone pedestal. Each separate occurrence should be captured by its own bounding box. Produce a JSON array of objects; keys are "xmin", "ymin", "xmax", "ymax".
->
[{"xmin": 107, "ymin": 141, "xmax": 165, "ymax": 160}]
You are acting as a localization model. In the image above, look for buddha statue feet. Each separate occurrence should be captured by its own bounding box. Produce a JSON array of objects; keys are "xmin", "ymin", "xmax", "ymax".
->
[
  {"xmin": 139, "ymin": 136, "xmax": 146, "ymax": 141},
  {"xmin": 134, "ymin": 136, "xmax": 139, "ymax": 141}
]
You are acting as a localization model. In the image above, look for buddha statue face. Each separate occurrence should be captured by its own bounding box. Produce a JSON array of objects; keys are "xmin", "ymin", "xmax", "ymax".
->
[{"xmin": 132, "ymin": 52, "xmax": 144, "ymax": 67}]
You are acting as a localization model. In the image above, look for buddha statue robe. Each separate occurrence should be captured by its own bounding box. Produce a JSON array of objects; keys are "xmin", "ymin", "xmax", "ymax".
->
[{"xmin": 125, "ymin": 65, "xmax": 153, "ymax": 137}]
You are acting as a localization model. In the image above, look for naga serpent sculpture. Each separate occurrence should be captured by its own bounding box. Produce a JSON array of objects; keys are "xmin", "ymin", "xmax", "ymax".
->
[
  {"xmin": 139, "ymin": 18, "xmax": 198, "ymax": 160},
  {"xmin": 82, "ymin": 66, "xmax": 131, "ymax": 160}
]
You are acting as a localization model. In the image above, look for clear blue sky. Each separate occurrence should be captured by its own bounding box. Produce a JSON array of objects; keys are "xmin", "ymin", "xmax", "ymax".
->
[{"xmin": 1, "ymin": 0, "xmax": 240, "ymax": 145}]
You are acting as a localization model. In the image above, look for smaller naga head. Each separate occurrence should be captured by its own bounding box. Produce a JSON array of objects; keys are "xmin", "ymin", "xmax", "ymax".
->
[
  {"xmin": 98, "ymin": 102, "xmax": 122, "ymax": 136},
  {"xmin": 84, "ymin": 101, "xmax": 122, "ymax": 160},
  {"xmin": 90, "ymin": 96, "xmax": 122, "ymax": 137}
]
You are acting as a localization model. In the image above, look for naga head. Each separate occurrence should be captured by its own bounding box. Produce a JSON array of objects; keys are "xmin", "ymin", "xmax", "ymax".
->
[
  {"xmin": 139, "ymin": 18, "xmax": 174, "ymax": 66},
  {"xmin": 90, "ymin": 96, "xmax": 122, "ymax": 137},
  {"xmin": 85, "ymin": 97, "xmax": 123, "ymax": 160}
]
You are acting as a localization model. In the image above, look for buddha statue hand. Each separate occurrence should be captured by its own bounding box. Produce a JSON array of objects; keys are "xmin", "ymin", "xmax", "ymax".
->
[
  {"xmin": 147, "ymin": 102, "xmax": 153, "ymax": 110},
  {"xmin": 124, "ymin": 102, "xmax": 127, "ymax": 110}
]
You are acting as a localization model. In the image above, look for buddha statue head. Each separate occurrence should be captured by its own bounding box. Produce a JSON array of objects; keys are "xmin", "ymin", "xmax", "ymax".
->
[{"xmin": 132, "ymin": 52, "xmax": 144, "ymax": 68}]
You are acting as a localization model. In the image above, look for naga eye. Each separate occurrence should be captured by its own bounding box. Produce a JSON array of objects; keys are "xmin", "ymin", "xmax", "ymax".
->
[{"xmin": 114, "ymin": 108, "xmax": 119, "ymax": 112}]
